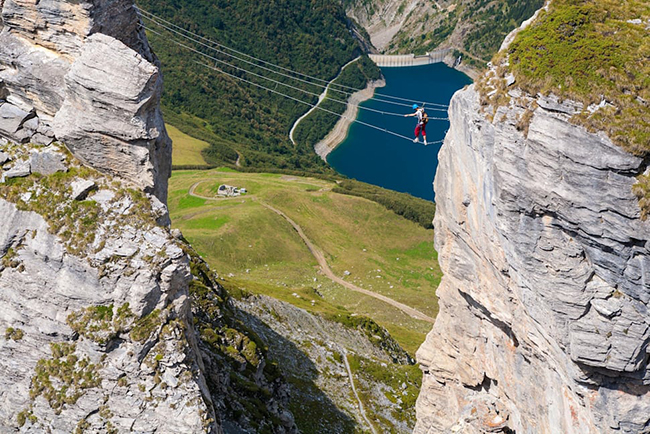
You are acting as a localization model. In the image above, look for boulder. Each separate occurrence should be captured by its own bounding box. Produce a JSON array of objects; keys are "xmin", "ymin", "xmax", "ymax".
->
[
  {"xmin": 3, "ymin": 159, "xmax": 30, "ymax": 179},
  {"xmin": 0, "ymin": 103, "xmax": 32, "ymax": 136},
  {"xmin": 29, "ymin": 148, "xmax": 67, "ymax": 175},
  {"xmin": 53, "ymin": 33, "xmax": 171, "ymax": 203},
  {"xmin": 31, "ymin": 133, "xmax": 54, "ymax": 146},
  {"xmin": 70, "ymin": 179, "xmax": 96, "ymax": 201}
]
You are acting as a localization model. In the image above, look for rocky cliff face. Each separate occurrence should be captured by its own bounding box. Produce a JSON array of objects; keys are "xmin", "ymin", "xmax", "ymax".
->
[
  {"xmin": 414, "ymin": 80, "xmax": 650, "ymax": 432},
  {"xmin": 0, "ymin": 0, "xmax": 169, "ymax": 202},
  {"xmin": 345, "ymin": 0, "xmax": 423, "ymax": 52},
  {"xmin": 0, "ymin": 141, "xmax": 217, "ymax": 432}
]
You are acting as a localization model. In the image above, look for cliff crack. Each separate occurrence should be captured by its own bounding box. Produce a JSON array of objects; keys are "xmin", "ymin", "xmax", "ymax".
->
[{"xmin": 459, "ymin": 289, "xmax": 519, "ymax": 348}]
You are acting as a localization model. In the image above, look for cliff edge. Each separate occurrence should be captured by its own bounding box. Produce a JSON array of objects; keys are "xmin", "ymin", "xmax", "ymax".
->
[
  {"xmin": 0, "ymin": 0, "xmax": 170, "ymax": 202},
  {"xmin": 415, "ymin": 1, "xmax": 650, "ymax": 432},
  {"xmin": 0, "ymin": 1, "xmax": 298, "ymax": 432}
]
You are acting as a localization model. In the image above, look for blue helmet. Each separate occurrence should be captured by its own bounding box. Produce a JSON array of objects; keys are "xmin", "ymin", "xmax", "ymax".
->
[{"xmin": 412, "ymin": 104, "xmax": 419, "ymax": 110}]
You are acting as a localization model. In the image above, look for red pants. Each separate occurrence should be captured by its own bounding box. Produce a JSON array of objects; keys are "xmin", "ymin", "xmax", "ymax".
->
[{"xmin": 415, "ymin": 123, "xmax": 426, "ymax": 138}]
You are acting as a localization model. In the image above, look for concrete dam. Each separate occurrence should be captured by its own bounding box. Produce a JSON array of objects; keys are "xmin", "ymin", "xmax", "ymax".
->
[{"xmin": 368, "ymin": 49, "xmax": 450, "ymax": 67}]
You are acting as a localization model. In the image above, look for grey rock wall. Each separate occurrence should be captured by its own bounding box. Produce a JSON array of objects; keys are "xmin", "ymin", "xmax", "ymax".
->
[
  {"xmin": 0, "ymin": 1, "xmax": 223, "ymax": 432},
  {"xmin": 414, "ymin": 85, "xmax": 650, "ymax": 433},
  {"xmin": 0, "ymin": 155, "xmax": 217, "ymax": 432},
  {"xmin": 53, "ymin": 33, "xmax": 170, "ymax": 203},
  {"xmin": 0, "ymin": 0, "xmax": 170, "ymax": 203}
]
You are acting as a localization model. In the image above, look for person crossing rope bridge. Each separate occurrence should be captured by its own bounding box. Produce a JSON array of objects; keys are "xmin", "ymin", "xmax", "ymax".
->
[
  {"xmin": 141, "ymin": 23, "xmax": 450, "ymax": 146},
  {"xmin": 404, "ymin": 104, "xmax": 429, "ymax": 145}
]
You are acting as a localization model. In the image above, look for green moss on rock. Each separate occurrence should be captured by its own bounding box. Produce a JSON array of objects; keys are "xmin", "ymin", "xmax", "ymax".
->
[
  {"xmin": 5, "ymin": 327, "xmax": 24, "ymax": 341},
  {"xmin": 29, "ymin": 343, "xmax": 101, "ymax": 414}
]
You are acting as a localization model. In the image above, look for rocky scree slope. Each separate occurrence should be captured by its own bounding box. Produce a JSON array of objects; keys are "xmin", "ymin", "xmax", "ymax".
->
[
  {"xmin": 414, "ymin": 2, "xmax": 650, "ymax": 433},
  {"xmin": 231, "ymin": 291, "xmax": 419, "ymax": 433},
  {"xmin": 0, "ymin": 1, "xmax": 299, "ymax": 432}
]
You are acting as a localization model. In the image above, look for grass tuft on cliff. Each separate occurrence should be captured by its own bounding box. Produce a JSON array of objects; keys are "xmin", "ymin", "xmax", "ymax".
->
[{"xmin": 506, "ymin": 0, "xmax": 650, "ymax": 155}]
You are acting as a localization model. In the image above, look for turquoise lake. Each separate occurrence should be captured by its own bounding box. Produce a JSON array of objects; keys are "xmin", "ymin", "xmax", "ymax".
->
[{"xmin": 327, "ymin": 63, "xmax": 472, "ymax": 202}]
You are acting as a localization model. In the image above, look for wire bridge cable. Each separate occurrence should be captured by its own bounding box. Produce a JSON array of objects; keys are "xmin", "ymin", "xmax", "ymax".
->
[
  {"xmin": 137, "ymin": 7, "xmax": 450, "ymax": 110},
  {"xmin": 140, "ymin": 24, "xmax": 449, "ymax": 121},
  {"xmin": 193, "ymin": 58, "xmax": 446, "ymax": 146},
  {"xmin": 139, "ymin": 12, "xmax": 448, "ymax": 112},
  {"xmin": 143, "ymin": 25, "xmax": 447, "ymax": 145}
]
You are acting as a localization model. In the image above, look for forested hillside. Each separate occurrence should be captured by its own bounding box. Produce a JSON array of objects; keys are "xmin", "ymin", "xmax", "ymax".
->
[{"xmin": 136, "ymin": 0, "xmax": 378, "ymax": 172}]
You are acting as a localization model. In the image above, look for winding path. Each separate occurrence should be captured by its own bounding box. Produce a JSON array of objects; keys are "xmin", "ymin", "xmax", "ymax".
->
[
  {"xmin": 259, "ymin": 202, "xmax": 435, "ymax": 323},
  {"xmin": 289, "ymin": 57, "xmax": 361, "ymax": 145},
  {"xmin": 339, "ymin": 346, "xmax": 377, "ymax": 434},
  {"xmin": 186, "ymin": 181, "xmax": 434, "ymax": 323}
]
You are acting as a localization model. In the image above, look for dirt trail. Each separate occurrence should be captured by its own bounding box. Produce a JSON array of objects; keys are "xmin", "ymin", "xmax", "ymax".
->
[
  {"xmin": 339, "ymin": 345, "xmax": 378, "ymax": 434},
  {"xmin": 260, "ymin": 202, "xmax": 435, "ymax": 323},
  {"xmin": 186, "ymin": 183, "xmax": 434, "ymax": 323}
]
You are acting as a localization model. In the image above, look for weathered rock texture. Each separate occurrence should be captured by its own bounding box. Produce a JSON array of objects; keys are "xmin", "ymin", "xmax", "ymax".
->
[
  {"xmin": 0, "ymin": 0, "xmax": 170, "ymax": 202},
  {"xmin": 0, "ymin": 140, "xmax": 300, "ymax": 432},
  {"xmin": 0, "ymin": 142, "xmax": 217, "ymax": 432},
  {"xmin": 0, "ymin": 1, "xmax": 301, "ymax": 432},
  {"xmin": 414, "ymin": 84, "xmax": 650, "ymax": 432}
]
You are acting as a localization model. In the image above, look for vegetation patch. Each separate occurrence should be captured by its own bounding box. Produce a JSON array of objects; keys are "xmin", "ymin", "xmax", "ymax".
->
[
  {"xmin": 326, "ymin": 313, "xmax": 412, "ymax": 364},
  {"xmin": 633, "ymin": 173, "xmax": 650, "ymax": 221},
  {"xmin": 167, "ymin": 123, "xmax": 210, "ymax": 167},
  {"xmin": 5, "ymin": 327, "xmax": 24, "ymax": 341},
  {"xmin": 0, "ymin": 162, "xmax": 160, "ymax": 256},
  {"xmin": 1, "ymin": 247, "xmax": 21, "ymax": 269},
  {"xmin": 506, "ymin": 0, "xmax": 649, "ymax": 155},
  {"xmin": 182, "ymin": 244, "xmax": 291, "ymax": 432},
  {"xmin": 0, "ymin": 168, "xmax": 99, "ymax": 255},
  {"xmin": 67, "ymin": 304, "xmax": 134, "ymax": 345},
  {"xmin": 129, "ymin": 309, "xmax": 163, "ymax": 343},
  {"xmin": 462, "ymin": 0, "xmax": 544, "ymax": 62},
  {"xmin": 347, "ymin": 353, "xmax": 422, "ymax": 427},
  {"xmin": 29, "ymin": 343, "xmax": 101, "ymax": 414},
  {"xmin": 333, "ymin": 179, "xmax": 435, "ymax": 229},
  {"xmin": 16, "ymin": 409, "xmax": 37, "ymax": 427}
]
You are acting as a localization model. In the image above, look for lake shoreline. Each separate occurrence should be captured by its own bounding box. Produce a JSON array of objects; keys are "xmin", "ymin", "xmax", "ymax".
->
[
  {"xmin": 327, "ymin": 63, "xmax": 472, "ymax": 201},
  {"xmin": 290, "ymin": 57, "xmax": 361, "ymax": 145},
  {"xmin": 314, "ymin": 77, "xmax": 386, "ymax": 161}
]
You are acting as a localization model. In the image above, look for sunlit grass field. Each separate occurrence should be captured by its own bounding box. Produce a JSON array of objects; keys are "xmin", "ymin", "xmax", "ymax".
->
[
  {"xmin": 169, "ymin": 169, "xmax": 441, "ymax": 353},
  {"xmin": 167, "ymin": 124, "xmax": 210, "ymax": 166}
]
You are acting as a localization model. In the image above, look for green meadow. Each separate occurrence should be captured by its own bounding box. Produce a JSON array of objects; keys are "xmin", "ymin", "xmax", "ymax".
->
[
  {"xmin": 167, "ymin": 124, "xmax": 210, "ymax": 167},
  {"xmin": 169, "ymin": 169, "xmax": 441, "ymax": 354}
]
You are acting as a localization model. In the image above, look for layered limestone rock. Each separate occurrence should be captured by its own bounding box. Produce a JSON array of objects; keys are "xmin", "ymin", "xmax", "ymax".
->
[
  {"xmin": 0, "ymin": 0, "xmax": 169, "ymax": 202},
  {"xmin": 53, "ymin": 33, "xmax": 170, "ymax": 202},
  {"xmin": 0, "ymin": 142, "xmax": 217, "ymax": 432},
  {"xmin": 414, "ymin": 83, "xmax": 650, "ymax": 432},
  {"xmin": 0, "ymin": 1, "xmax": 221, "ymax": 432}
]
